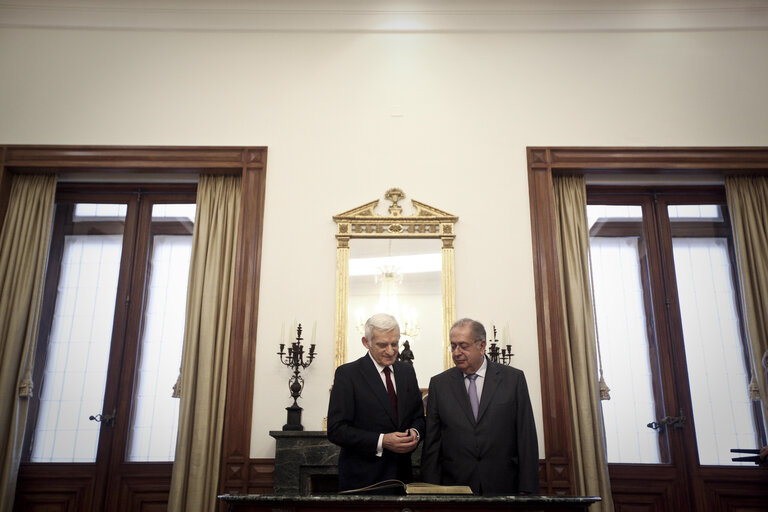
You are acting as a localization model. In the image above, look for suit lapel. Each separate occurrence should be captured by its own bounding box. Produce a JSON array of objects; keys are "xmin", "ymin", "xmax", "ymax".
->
[
  {"xmin": 358, "ymin": 355, "xmax": 398, "ymax": 426},
  {"xmin": 477, "ymin": 358, "xmax": 500, "ymax": 423},
  {"xmin": 449, "ymin": 368, "xmax": 476, "ymax": 425}
]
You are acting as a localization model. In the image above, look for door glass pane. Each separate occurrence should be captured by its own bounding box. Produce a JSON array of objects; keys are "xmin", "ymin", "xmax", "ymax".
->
[
  {"xmin": 31, "ymin": 206, "xmax": 125, "ymax": 462},
  {"xmin": 669, "ymin": 206, "xmax": 755, "ymax": 465},
  {"xmin": 74, "ymin": 203, "xmax": 127, "ymax": 219},
  {"xmin": 588, "ymin": 205, "xmax": 662, "ymax": 463},
  {"xmin": 126, "ymin": 204, "xmax": 195, "ymax": 462}
]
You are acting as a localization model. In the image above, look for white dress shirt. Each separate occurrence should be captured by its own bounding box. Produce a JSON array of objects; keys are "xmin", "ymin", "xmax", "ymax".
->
[{"xmin": 367, "ymin": 352, "xmax": 419, "ymax": 456}]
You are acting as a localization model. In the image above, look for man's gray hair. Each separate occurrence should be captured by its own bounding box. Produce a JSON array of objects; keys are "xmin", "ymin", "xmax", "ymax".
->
[
  {"xmin": 450, "ymin": 318, "xmax": 486, "ymax": 346},
  {"xmin": 365, "ymin": 313, "xmax": 400, "ymax": 340}
]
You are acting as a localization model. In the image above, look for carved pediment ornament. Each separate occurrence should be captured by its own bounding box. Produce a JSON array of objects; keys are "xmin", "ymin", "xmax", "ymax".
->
[{"xmin": 333, "ymin": 188, "xmax": 458, "ymax": 248}]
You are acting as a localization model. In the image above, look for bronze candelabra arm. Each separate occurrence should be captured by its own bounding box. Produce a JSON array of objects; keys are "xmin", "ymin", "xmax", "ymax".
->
[{"xmin": 487, "ymin": 324, "xmax": 514, "ymax": 365}]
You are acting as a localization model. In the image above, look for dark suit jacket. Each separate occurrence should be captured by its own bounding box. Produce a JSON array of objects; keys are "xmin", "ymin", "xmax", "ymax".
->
[
  {"xmin": 421, "ymin": 358, "xmax": 539, "ymax": 495},
  {"xmin": 327, "ymin": 355, "xmax": 426, "ymax": 492}
]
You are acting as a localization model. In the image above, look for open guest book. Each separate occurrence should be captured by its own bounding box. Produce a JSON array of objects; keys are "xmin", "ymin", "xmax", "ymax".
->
[{"xmin": 339, "ymin": 480, "xmax": 473, "ymax": 495}]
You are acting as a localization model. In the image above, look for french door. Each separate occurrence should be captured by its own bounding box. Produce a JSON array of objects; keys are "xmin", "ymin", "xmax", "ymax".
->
[
  {"xmin": 15, "ymin": 184, "xmax": 197, "ymax": 512},
  {"xmin": 587, "ymin": 187, "xmax": 767, "ymax": 511}
]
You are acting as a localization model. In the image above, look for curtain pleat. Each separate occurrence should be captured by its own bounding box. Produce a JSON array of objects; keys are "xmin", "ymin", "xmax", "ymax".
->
[
  {"xmin": 0, "ymin": 174, "xmax": 56, "ymax": 512},
  {"xmin": 553, "ymin": 175, "xmax": 614, "ymax": 511},
  {"xmin": 168, "ymin": 175, "xmax": 241, "ymax": 512},
  {"xmin": 725, "ymin": 175, "xmax": 768, "ymax": 428}
]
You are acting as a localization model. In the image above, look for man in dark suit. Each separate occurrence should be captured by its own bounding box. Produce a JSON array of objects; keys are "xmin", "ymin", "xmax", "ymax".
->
[
  {"xmin": 327, "ymin": 313, "xmax": 426, "ymax": 492},
  {"xmin": 421, "ymin": 318, "xmax": 539, "ymax": 495}
]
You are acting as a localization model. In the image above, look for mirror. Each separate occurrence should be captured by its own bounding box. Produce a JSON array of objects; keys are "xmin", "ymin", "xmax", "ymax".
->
[{"xmin": 333, "ymin": 188, "xmax": 458, "ymax": 387}]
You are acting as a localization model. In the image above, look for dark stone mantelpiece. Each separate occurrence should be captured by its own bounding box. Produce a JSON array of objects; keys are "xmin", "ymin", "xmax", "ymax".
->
[
  {"xmin": 270, "ymin": 430, "xmax": 340, "ymax": 495},
  {"xmin": 270, "ymin": 430, "xmax": 424, "ymax": 495}
]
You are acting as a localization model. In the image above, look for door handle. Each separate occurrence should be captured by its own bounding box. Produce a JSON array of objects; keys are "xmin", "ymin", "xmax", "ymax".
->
[
  {"xmin": 89, "ymin": 408, "xmax": 117, "ymax": 427},
  {"xmin": 647, "ymin": 409, "xmax": 686, "ymax": 432}
]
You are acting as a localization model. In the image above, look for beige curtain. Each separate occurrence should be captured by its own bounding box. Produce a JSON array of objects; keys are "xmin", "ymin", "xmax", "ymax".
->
[
  {"xmin": 725, "ymin": 175, "xmax": 768, "ymax": 427},
  {"xmin": 553, "ymin": 175, "xmax": 614, "ymax": 511},
  {"xmin": 168, "ymin": 175, "xmax": 242, "ymax": 512},
  {"xmin": 0, "ymin": 174, "xmax": 57, "ymax": 512}
]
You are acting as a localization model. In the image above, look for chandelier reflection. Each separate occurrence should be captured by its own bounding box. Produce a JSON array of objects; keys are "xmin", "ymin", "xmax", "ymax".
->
[{"xmin": 356, "ymin": 264, "xmax": 420, "ymax": 338}]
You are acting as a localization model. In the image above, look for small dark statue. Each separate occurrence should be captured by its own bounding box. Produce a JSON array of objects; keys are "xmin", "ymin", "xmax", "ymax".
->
[{"xmin": 398, "ymin": 339, "xmax": 414, "ymax": 365}]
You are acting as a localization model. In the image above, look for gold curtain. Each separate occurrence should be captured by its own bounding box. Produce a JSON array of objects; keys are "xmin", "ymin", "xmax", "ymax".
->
[
  {"xmin": 725, "ymin": 175, "xmax": 768, "ymax": 426},
  {"xmin": 0, "ymin": 174, "xmax": 56, "ymax": 512},
  {"xmin": 168, "ymin": 175, "xmax": 241, "ymax": 512},
  {"xmin": 553, "ymin": 175, "xmax": 614, "ymax": 511}
]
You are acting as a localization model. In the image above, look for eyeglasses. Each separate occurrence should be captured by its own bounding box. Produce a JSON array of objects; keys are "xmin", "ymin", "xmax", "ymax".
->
[{"xmin": 449, "ymin": 341, "xmax": 483, "ymax": 352}]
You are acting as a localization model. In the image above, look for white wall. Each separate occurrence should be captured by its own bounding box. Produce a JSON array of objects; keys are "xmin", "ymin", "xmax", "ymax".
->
[{"xmin": 1, "ymin": 4, "xmax": 768, "ymax": 459}]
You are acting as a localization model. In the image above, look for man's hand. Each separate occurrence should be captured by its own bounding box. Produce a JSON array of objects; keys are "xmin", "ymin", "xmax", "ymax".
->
[{"xmin": 382, "ymin": 430, "xmax": 419, "ymax": 454}]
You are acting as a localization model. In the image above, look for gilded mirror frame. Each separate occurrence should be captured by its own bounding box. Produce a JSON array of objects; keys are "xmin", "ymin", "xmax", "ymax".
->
[{"xmin": 333, "ymin": 188, "xmax": 458, "ymax": 370}]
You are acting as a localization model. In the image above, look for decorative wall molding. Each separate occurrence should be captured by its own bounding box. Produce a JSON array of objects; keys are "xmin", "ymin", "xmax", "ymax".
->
[
  {"xmin": 1, "ymin": 1, "xmax": 767, "ymax": 33},
  {"xmin": 2, "ymin": 145, "xmax": 264, "ymax": 174}
]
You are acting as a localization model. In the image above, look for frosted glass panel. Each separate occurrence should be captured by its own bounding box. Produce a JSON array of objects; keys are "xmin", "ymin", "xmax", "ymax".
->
[
  {"xmin": 73, "ymin": 203, "xmax": 127, "ymax": 220},
  {"xmin": 152, "ymin": 204, "xmax": 196, "ymax": 221},
  {"xmin": 587, "ymin": 204, "xmax": 642, "ymax": 228},
  {"xmin": 31, "ymin": 234, "xmax": 123, "ymax": 462},
  {"xmin": 671, "ymin": 236, "xmax": 754, "ymax": 465},
  {"xmin": 589, "ymin": 235, "xmax": 661, "ymax": 464},
  {"xmin": 668, "ymin": 204, "xmax": 722, "ymax": 220},
  {"xmin": 126, "ymin": 229, "xmax": 193, "ymax": 461}
]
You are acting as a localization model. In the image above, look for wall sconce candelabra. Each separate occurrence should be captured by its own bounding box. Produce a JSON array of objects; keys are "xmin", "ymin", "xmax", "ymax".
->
[
  {"xmin": 487, "ymin": 324, "xmax": 514, "ymax": 365},
  {"xmin": 277, "ymin": 323, "xmax": 316, "ymax": 431}
]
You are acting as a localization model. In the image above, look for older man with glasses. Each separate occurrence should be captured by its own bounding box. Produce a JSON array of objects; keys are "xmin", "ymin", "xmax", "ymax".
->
[{"xmin": 421, "ymin": 318, "xmax": 539, "ymax": 496}]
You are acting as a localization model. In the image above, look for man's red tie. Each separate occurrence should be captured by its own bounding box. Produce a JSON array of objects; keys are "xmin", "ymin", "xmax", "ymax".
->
[{"xmin": 383, "ymin": 366, "xmax": 398, "ymax": 423}]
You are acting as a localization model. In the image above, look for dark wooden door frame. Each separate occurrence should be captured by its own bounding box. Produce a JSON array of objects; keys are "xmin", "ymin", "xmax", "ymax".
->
[
  {"xmin": 1, "ymin": 145, "xmax": 267, "ymax": 509},
  {"xmin": 526, "ymin": 147, "xmax": 768, "ymax": 501}
]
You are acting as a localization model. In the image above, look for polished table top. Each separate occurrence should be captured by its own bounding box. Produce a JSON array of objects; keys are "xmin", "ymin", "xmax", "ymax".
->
[{"xmin": 219, "ymin": 493, "xmax": 601, "ymax": 507}]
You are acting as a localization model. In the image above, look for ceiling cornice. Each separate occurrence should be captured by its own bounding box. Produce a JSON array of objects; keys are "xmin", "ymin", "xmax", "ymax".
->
[{"xmin": 1, "ymin": 1, "xmax": 767, "ymax": 32}]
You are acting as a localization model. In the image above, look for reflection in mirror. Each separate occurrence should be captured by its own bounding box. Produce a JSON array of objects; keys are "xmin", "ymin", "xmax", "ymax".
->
[
  {"xmin": 333, "ymin": 188, "xmax": 458, "ymax": 378},
  {"xmin": 348, "ymin": 238, "xmax": 443, "ymax": 388}
]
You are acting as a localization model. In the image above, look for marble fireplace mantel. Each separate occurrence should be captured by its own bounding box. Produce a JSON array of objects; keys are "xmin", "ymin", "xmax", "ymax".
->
[
  {"xmin": 270, "ymin": 430, "xmax": 424, "ymax": 495},
  {"xmin": 270, "ymin": 430, "xmax": 340, "ymax": 495}
]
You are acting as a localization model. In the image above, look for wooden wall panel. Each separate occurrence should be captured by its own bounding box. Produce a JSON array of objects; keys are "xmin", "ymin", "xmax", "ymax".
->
[
  {"xmin": 14, "ymin": 464, "xmax": 96, "ymax": 512},
  {"xmin": 698, "ymin": 468, "xmax": 768, "ymax": 512},
  {"xmin": 248, "ymin": 459, "xmax": 276, "ymax": 494},
  {"xmin": 108, "ymin": 463, "xmax": 172, "ymax": 512},
  {"xmin": 609, "ymin": 466, "xmax": 682, "ymax": 512}
]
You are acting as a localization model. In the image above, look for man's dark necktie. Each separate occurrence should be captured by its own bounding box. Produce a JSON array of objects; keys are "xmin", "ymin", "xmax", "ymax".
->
[{"xmin": 383, "ymin": 366, "xmax": 398, "ymax": 423}]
